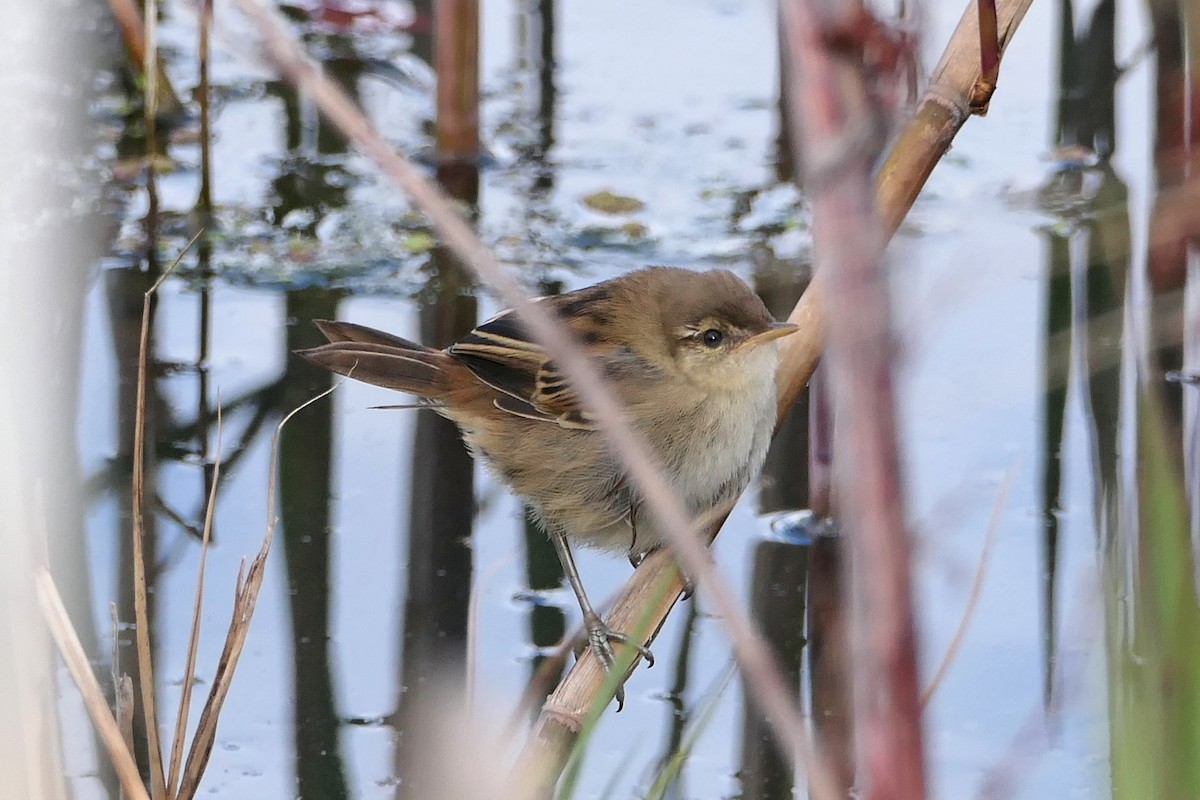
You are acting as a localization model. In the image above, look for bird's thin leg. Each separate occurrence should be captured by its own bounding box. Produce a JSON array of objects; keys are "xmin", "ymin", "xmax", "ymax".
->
[
  {"xmin": 627, "ymin": 505, "xmax": 645, "ymax": 569},
  {"xmin": 548, "ymin": 530, "xmax": 654, "ymax": 710}
]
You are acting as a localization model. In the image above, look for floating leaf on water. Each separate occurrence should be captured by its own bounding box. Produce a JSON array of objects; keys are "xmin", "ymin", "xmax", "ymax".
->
[
  {"xmin": 402, "ymin": 231, "xmax": 436, "ymax": 254},
  {"xmin": 581, "ymin": 189, "xmax": 645, "ymax": 215}
]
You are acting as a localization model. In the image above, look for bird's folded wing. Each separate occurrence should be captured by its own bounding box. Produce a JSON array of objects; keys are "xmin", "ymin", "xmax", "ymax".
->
[{"xmin": 449, "ymin": 307, "xmax": 597, "ymax": 430}]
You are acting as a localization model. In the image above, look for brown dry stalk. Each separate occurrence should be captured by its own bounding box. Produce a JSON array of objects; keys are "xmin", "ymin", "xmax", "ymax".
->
[
  {"xmin": 974, "ymin": 0, "xmax": 1001, "ymax": 111},
  {"xmin": 166, "ymin": 406, "xmax": 221, "ymax": 798},
  {"xmin": 876, "ymin": 0, "xmax": 1034, "ymax": 239},
  {"xmin": 36, "ymin": 570, "xmax": 150, "ymax": 800},
  {"xmin": 174, "ymin": 385, "xmax": 335, "ymax": 800},
  {"xmin": 132, "ymin": 231, "xmax": 199, "ymax": 800}
]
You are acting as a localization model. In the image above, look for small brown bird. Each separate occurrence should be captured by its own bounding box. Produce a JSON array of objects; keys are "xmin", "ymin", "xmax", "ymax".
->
[{"xmin": 300, "ymin": 266, "xmax": 796, "ymax": 705}]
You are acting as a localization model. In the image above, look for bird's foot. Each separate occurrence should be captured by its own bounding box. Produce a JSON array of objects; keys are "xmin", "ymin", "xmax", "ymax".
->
[{"xmin": 577, "ymin": 612, "xmax": 655, "ymax": 711}]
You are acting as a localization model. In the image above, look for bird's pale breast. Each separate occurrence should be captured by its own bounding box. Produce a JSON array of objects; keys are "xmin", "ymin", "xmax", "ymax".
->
[{"xmin": 456, "ymin": 344, "xmax": 779, "ymax": 555}]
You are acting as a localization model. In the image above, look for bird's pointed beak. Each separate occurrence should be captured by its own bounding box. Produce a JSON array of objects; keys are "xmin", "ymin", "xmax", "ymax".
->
[{"xmin": 740, "ymin": 322, "xmax": 800, "ymax": 349}]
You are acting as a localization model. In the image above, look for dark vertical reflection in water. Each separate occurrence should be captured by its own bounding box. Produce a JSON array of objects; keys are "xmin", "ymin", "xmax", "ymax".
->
[
  {"xmin": 758, "ymin": 266, "xmax": 809, "ymax": 512},
  {"xmin": 523, "ymin": 513, "xmax": 566, "ymax": 672},
  {"xmin": 653, "ymin": 601, "xmax": 700, "ymax": 800},
  {"xmin": 1144, "ymin": 0, "xmax": 1187, "ymax": 430},
  {"xmin": 808, "ymin": 534, "xmax": 852, "ymax": 795},
  {"xmin": 105, "ymin": 267, "xmax": 163, "ymax": 783},
  {"xmin": 195, "ymin": 235, "xmax": 215, "ymax": 510},
  {"xmin": 271, "ymin": 42, "xmax": 368, "ymax": 800},
  {"xmin": 532, "ymin": 0, "xmax": 557, "ymax": 194},
  {"xmin": 392, "ymin": 165, "xmax": 479, "ymax": 799},
  {"xmin": 1037, "ymin": 230, "xmax": 1069, "ymax": 712},
  {"xmin": 805, "ymin": 368, "xmax": 854, "ymax": 796},
  {"xmin": 737, "ymin": 273, "xmax": 813, "ymax": 800},
  {"xmin": 263, "ymin": 54, "xmax": 361, "ymax": 234},
  {"xmin": 517, "ymin": 0, "xmax": 568, "ymax": 700},
  {"xmin": 739, "ymin": 540, "xmax": 808, "ymax": 800},
  {"xmin": 1041, "ymin": 0, "xmax": 1126, "ymax": 719},
  {"xmin": 281, "ymin": 288, "xmax": 350, "ymax": 800}
]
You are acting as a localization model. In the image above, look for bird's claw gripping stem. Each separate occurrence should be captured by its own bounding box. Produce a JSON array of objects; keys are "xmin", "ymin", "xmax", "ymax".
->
[{"xmin": 579, "ymin": 612, "xmax": 654, "ymax": 711}]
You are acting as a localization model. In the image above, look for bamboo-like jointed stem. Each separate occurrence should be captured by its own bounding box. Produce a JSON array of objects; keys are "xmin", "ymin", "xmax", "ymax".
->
[
  {"xmin": 516, "ymin": 0, "xmax": 1034, "ymax": 793},
  {"xmin": 231, "ymin": 0, "xmax": 1035, "ymax": 794}
]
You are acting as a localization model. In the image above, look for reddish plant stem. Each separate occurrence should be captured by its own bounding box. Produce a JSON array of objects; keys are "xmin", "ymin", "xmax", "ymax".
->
[{"xmin": 781, "ymin": 0, "xmax": 927, "ymax": 798}]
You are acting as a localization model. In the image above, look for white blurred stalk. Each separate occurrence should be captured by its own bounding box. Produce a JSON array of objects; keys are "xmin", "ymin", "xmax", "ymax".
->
[{"xmin": 0, "ymin": 2, "xmax": 100, "ymax": 797}]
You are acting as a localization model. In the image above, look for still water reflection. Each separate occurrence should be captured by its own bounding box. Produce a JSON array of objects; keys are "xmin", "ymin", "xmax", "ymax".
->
[{"xmin": 64, "ymin": 0, "xmax": 1199, "ymax": 798}]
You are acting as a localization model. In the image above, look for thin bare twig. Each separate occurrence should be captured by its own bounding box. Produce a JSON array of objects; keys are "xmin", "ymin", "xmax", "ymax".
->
[
  {"xmin": 166, "ymin": 403, "xmax": 222, "ymax": 798},
  {"xmin": 920, "ymin": 462, "xmax": 1016, "ymax": 707}
]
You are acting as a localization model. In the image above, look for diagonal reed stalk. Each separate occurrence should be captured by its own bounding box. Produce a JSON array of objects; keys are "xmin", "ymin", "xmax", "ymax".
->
[
  {"xmin": 37, "ymin": 570, "xmax": 150, "ymax": 800},
  {"xmin": 233, "ymin": 1, "xmax": 836, "ymax": 795},
  {"xmin": 231, "ymin": 0, "xmax": 1035, "ymax": 796}
]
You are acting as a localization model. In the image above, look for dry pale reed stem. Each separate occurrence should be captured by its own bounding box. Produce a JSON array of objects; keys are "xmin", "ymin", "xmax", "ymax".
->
[
  {"xmin": 875, "ymin": 0, "xmax": 1034, "ymax": 238},
  {"xmin": 234, "ymin": 0, "xmax": 828, "ymax": 792},
  {"xmin": 131, "ymin": 229, "xmax": 198, "ymax": 800},
  {"xmin": 36, "ymin": 570, "xmax": 150, "ymax": 800}
]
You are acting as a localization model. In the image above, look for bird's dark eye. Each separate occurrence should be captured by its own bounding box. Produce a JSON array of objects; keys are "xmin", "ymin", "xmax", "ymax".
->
[{"xmin": 701, "ymin": 329, "xmax": 723, "ymax": 347}]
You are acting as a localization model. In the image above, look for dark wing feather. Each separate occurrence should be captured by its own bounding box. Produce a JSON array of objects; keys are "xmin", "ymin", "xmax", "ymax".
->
[{"xmin": 449, "ymin": 303, "xmax": 600, "ymax": 429}]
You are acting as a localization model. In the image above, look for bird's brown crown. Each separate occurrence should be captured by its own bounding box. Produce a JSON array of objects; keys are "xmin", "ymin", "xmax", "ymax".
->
[{"xmin": 554, "ymin": 266, "xmax": 777, "ymax": 360}]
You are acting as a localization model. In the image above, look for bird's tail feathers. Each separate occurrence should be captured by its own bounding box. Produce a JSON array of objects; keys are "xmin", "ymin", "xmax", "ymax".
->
[{"xmin": 299, "ymin": 320, "xmax": 458, "ymax": 399}]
